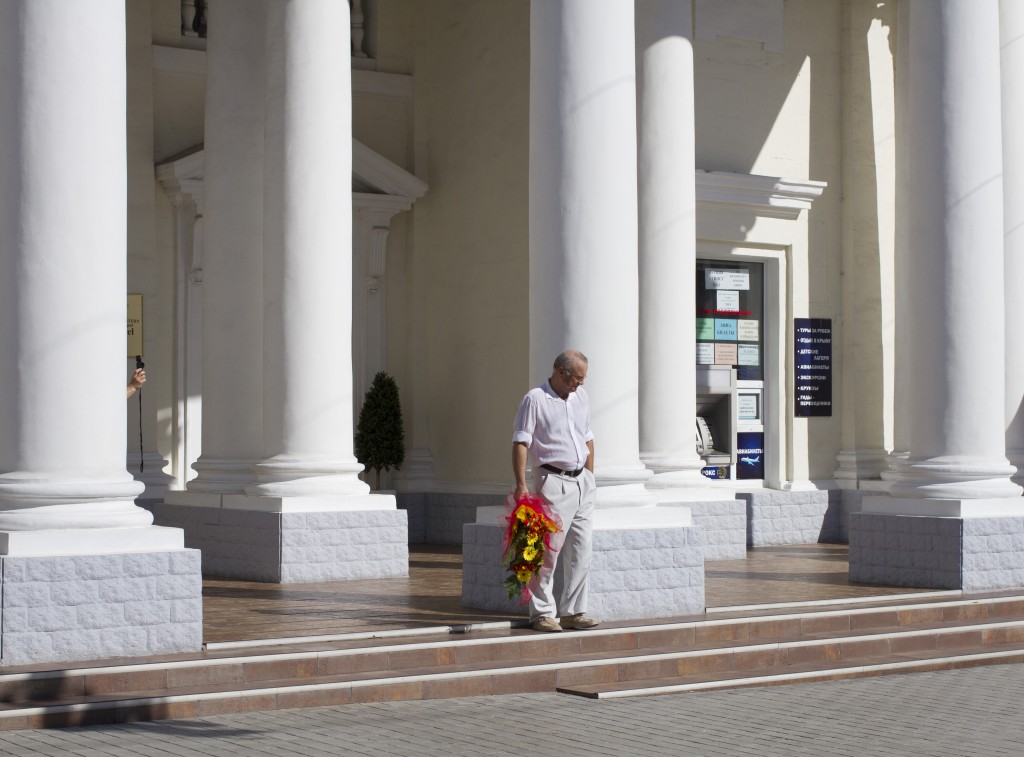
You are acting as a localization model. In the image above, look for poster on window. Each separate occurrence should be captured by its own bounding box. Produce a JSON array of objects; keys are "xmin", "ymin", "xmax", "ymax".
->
[{"xmin": 736, "ymin": 432, "xmax": 765, "ymax": 479}]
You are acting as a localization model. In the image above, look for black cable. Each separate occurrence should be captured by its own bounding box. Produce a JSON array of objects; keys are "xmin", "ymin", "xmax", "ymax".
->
[
  {"xmin": 138, "ymin": 389, "xmax": 144, "ymax": 474},
  {"xmin": 135, "ymin": 356, "xmax": 145, "ymax": 474}
]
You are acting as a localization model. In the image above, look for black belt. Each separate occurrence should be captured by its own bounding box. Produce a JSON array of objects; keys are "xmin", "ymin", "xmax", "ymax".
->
[{"xmin": 540, "ymin": 463, "xmax": 584, "ymax": 477}]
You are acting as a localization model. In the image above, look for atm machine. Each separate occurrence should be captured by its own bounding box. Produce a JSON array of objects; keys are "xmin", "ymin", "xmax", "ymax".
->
[{"xmin": 695, "ymin": 365, "xmax": 737, "ymax": 479}]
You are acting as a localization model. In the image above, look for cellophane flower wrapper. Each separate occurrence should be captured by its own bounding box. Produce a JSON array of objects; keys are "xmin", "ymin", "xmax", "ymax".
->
[{"xmin": 501, "ymin": 492, "xmax": 562, "ymax": 603}]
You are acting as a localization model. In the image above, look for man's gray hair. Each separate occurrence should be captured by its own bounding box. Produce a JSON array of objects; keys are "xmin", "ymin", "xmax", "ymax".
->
[{"xmin": 554, "ymin": 350, "xmax": 588, "ymax": 371}]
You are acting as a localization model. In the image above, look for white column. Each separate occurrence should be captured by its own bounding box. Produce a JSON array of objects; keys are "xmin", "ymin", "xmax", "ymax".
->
[
  {"xmin": 247, "ymin": 0, "xmax": 368, "ymax": 498},
  {"xmin": 636, "ymin": 0, "xmax": 708, "ymax": 493},
  {"xmin": 0, "ymin": 1, "xmax": 175, "ymax": 548},
  {"xmin": 530, "ymin": 0, "xmax": 653, "ymax": 506},
  {"xmin": 184, "ymin": 0, "xmax": 267, "ymax": 495},
  {"xmin": 833, "ymin": 0, "xmax": 895, "ymax": 488},
  {"xmin": 888, "ymin": 0, "xmax": 1020, "ymax": 503},
  {"xmin": 883, "ymin": 0, "xmax": 911, "ymax": 483},
  {"xmin": 1001, "ymin": 0, "xmax": 1024, "ymax": 489}
]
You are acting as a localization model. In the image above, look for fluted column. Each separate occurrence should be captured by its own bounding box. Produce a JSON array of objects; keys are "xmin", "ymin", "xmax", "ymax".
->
[
  {"xmin": 247, "ymin": 0, "xmax": 368, "ymax": 497},
  {"xmin": 0, "ymin": 2, "xmax": 162, "ymax": 540},
  {"xmin": 1001, "ymin": 0, "xmax": 1024, "ymax": 489},
  {"xmin": 530, "ymin": 0, "xmax": 652, "ymax": 506},
  {"xmin": 888, "ymin": 0, "xmax": 1020, "ymax": 502},
  {"xmin": 636, "ymin": 0, "xmax": 707, "ymax": 491},
  {"xmin": 186, "ymin": 0, "xmax": 266, "ymax": 495}
]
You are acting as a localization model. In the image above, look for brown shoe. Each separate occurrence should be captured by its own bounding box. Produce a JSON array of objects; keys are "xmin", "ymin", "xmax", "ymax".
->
[
  {"xmin": 561, "ymin": 613, "xmax": 600, "ymax": 630},
  {"xmin": 531, "ymin": 616, "xmax": 563, "ymax": 633}
]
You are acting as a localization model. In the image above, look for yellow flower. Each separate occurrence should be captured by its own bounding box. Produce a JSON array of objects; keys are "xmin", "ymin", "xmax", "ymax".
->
[
  {"xmin": 516, "ymin": 568, "xmax": 532, "ymax": 582},
  {"xmin": 515, "ymin": 506, "xmax": 528, "ymax": 522},
  {"xmin": 522, "ymin": 545, "xmax": 538, "ymax": 561},
  {"xmin": 527, "ymin": 534, "xmax": 538, "ymax": 545}
]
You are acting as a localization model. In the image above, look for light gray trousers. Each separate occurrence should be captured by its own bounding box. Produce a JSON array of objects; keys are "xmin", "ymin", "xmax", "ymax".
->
[{"xmin": 528, "ymin": 467, "xmax": 596, "ymax": 622}]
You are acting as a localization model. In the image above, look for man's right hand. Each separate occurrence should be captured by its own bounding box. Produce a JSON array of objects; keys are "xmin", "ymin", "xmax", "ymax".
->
[{"xmin": 513, "ymin": 484, "xmax": 530, "ymax": 502}]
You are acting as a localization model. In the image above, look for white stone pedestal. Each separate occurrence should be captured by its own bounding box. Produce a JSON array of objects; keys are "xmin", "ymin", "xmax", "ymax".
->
[
  {"xmin": 0, "ymin": 549, "xmax": 202, "ymax": 666},
  {"xmin": 158, "ymin": 493, "xmax": 408, "ymax": 583},
  {"xmin": 462, "ymin": 506, "xmax": 704, "ymax": 621},
  {"xmin": 850, "ymin": 497, "xmax": 1024, "ymax": 591}
]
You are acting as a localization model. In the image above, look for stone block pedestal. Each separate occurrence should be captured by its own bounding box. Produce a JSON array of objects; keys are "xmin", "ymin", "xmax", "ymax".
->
[
  {"xmin": 462, "ymin": 507, "xmax": 705, "ymax": 621},
  {"xmin": 849, "ymin": 497, "xmax": 1024, "ymax": 591},
  {"xmin": 738, "ymin": 490, "xmax": 843, "ymax": 546},
  {"xmin": 0, "ymin": 549, "xmax": 202, "ymax": 666},
  {"xmin": 154, "ymin": 495, "xmax": 408, "ymax": 583}
]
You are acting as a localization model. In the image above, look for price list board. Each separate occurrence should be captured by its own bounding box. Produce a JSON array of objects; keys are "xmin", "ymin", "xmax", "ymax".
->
[{"xmin": 794, "ymin": 317, "xmax": 832, "ymax": 417}]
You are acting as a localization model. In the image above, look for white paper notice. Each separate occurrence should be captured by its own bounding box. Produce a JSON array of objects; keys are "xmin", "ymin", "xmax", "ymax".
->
[
  {"xmin": 714, "ymin": 343, "xmax": 738, "ymax": 364},
  {"xmin": 738, "ymin": 344, "xmax": 760, "ymax": 366},
  {"xmin": 696, "ymin": 343, "xmax": 714, "ymax": 364},
  {"xmin": 737, "ymin": 319, "xmax": 759, "ymax": 341},
  {"xmin": 716, "ymin": 290, "xmax": 740, "ymax": 312},
  {"xmin": 705, "ymin": 269, "xmax": 750, "ymax": 290},
  {"xmin": 738, "ymin": 394, "xmax": 759, "ymax": 421}
]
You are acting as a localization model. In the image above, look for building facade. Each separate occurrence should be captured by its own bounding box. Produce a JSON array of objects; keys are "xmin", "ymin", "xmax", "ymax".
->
[{"xmin": 1, "ymin": 0, "xmax": 1023, "ymax": 664}]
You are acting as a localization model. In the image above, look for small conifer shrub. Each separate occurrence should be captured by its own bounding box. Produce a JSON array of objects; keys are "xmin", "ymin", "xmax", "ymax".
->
[{"xmin": 354, "ymin": 371, "xmax": 406, "ymax": 490}]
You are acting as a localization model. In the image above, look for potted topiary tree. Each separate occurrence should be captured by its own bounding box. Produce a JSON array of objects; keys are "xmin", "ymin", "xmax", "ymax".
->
[{"xmin": 354, "ymin": 371, "xmax": 406, "ymax": 490}]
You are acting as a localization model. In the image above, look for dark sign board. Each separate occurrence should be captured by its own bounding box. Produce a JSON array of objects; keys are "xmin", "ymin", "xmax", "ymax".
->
[
  {"xmin": 736, "ymin": 432, "xmax": 765, "ymax": 479},
  {"xmin": 794, "ymin": 317, "xmax": 832, "ymax": 417}
]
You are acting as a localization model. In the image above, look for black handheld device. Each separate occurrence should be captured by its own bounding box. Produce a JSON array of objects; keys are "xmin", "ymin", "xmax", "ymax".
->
[{"xmin": 135, "ymin": 355, "xmax": 144, "ymax": 370}]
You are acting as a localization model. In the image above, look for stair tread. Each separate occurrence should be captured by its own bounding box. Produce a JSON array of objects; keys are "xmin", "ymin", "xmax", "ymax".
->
[
  {"xmin": 5, "ymin": 626, "xmax": 1024, "ymax": 712},
  {"xmin": 557, "ymin": 641, "xmax": 1024, "ymax": 696},
  {"xmin": 5, "ymin": 596, "xmax": 1024, "ymax": 684}
]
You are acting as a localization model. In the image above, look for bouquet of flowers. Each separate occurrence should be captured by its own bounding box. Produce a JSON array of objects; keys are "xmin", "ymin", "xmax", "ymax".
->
[{"xmin": 502, "ymin": 493, "xmax": 562, "ymax": 602}]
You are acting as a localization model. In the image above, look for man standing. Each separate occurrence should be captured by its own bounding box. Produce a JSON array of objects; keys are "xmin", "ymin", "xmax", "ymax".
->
[{"xmin": 512, "ymin": 349, "xmax": 600, "ymax": 632}]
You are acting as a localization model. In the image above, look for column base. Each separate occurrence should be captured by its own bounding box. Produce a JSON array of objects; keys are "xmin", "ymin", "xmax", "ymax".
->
[
  {"xmin": 1009, "ymin": 447, "xmax": 1024, "ymax": 489},
  {"xmin": 833, "ymin": 448, "xmax": 889, "ymax": 489},
  {"xmin": 462, "ymin": 509, "xmax": 704, "ymax": 621},
  {"xmin": 127, "ymin": 452, "xmax": 176, "ymax": 503},
  {"xmin": 887, "ymin": 458, "xmax": 1022, "ymax": 500},
  {"xmin": 0, "ymin": 525, "xmax": 184, "ymax": 557},
  {"xmin": 595, "ymin": 482, "xmax": 659, "ymax": 508},
  {"xmin": 645, "ymin": 481, "xmax": 736, "ymax": 502},
  {"xmin": 593, "ymin": 463, "xmax": 655, "ymax": 508},
  {"xmin": 0, "ymin": 548, "xmax": 202, "ymax": 666},
  {"xmin": 246, "ymin": 456, "xmax": 371, "ymax": 497},
  {"xmin": 187, "ymin": 458, "xmax": 260, "ymax": 495},
  {"xmin": 151, "ymin": 493, "xmax": 408, "ymax": 583},
  {"xmin": 863, "ymin": 495, "xmax": 1024, "ymax": 518},
  {"xmin": 850, "ymin": 509, "xmax": 1024, "ymax": 591}
]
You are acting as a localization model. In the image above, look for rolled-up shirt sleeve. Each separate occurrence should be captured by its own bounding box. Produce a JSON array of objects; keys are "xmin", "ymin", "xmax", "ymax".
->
[{"xmin": 512, "ymin": 394, "xmax": 536, "ymax": 445}]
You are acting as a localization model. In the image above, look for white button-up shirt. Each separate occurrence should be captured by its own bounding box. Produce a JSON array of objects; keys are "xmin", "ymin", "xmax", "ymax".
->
[{"xmin": 512, "ymin": 381, "xmax": 593, "ymax": 470}]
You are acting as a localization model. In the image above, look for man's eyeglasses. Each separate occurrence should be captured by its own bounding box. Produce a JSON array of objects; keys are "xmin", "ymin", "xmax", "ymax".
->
[{"xmin": 562, "ymin": 368, "xmax": 587, "ymax": 384}]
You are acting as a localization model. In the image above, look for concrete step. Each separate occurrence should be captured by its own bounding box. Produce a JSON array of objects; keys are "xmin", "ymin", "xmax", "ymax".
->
[
  {"xmin": 2, "ymin": 593, "xmax": 1023, "ymax": 730},
  {"xmin": 557, "ymin": 645, "xmax": 1024, "ymax": 699}
]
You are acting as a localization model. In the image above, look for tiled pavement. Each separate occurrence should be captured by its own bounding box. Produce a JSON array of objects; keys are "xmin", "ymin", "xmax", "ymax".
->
[
  {"xmin": 0, "ymin": 663, "xmax": 1021, "ymax": 755},
  {"xmin": 202, "ymin": 544, "xmax": 938, "ymax": 643}
]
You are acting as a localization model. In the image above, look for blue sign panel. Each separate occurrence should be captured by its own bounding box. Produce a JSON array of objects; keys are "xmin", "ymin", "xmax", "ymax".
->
[
  {"xmin": 700, "ymin": 465, "xmax": 730, "ymax": 480},
  {"xmin": 736, "ymin": 432, "xmax": 765, "ymax": 479},
  {"xmin": 794, "ymin": 317, "xmax": 832, "ymax": 417}
]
